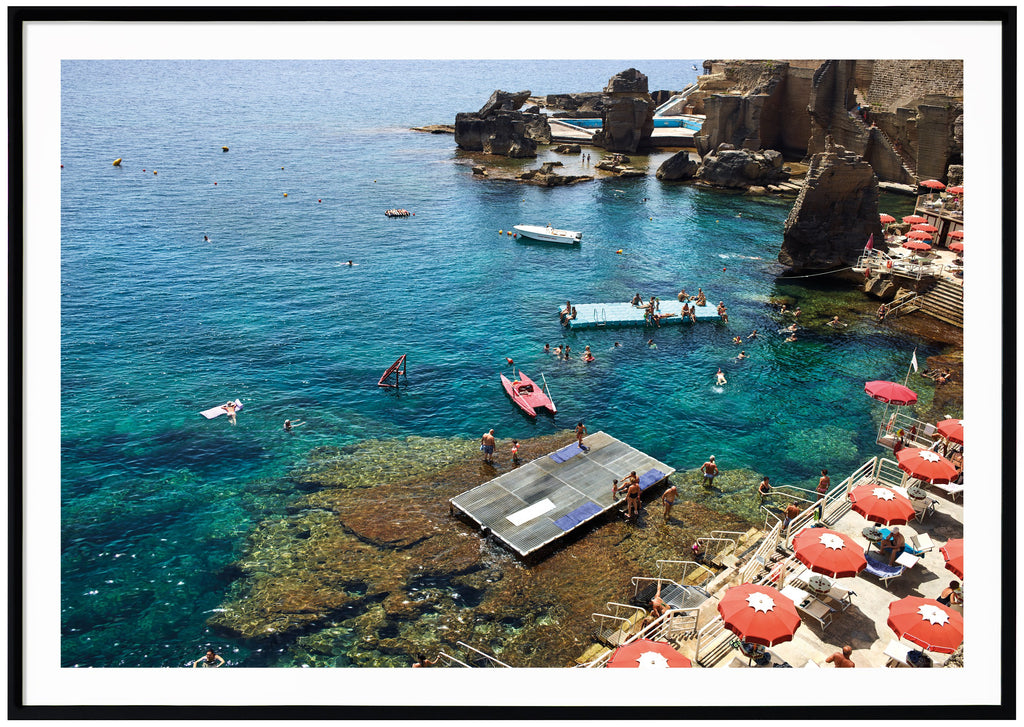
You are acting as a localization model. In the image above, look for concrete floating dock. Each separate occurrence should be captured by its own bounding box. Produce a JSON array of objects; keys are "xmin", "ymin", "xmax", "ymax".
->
[
  {"xmin": 567, "ymin": 300, "xmax": 722, "ymax": 329},
  {"xmin": 450, "ymin": 431, "xmax": 675, "ymax": 557}
]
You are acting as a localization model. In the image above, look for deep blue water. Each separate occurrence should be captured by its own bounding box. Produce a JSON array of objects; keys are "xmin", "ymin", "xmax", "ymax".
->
[{"xmin": 60, "ymin": 60, "xmax": 936, "ymax": 667}]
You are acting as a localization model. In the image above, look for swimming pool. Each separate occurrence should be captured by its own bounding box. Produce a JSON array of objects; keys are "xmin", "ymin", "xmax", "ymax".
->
[{"xmin": 559, "ymin": 117, "xmax": 703, "ymax": 131}]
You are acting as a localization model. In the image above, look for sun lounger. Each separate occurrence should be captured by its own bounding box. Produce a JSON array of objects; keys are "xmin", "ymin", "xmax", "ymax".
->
[
  {"xmin": 926, "ymin": 480, "xmax": 964, "ymax": 501},
  {"xmin": 795, "ymin": 595, "xmax": 834, "ymax": 630},
  {"xmin": 904, "ymin": 532, "xmax": 934, "ymax": 557},
  {"xmin": 637, "ymin": 468, "xmax": 668, "ymax": 492},
  {"xmin": 549, "ymin": 442, "xmax": 584, "ymax": 463},
  {"xmin": 862, "ymin": 553, "xmax": 904, "ymax": 589}
]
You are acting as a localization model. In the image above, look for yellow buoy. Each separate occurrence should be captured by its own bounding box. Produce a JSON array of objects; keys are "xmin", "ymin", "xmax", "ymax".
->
[
  {"xmin": 499, "ymin": 230, "xmax": 503, "ymax": 234},
  {"xmin": 112, "ymin": 158, "xmax": 122, "ymax": 166},
  {"xmin": 283, "ymin": 192, "xmax": 288, "ymax": 197},
  {"xmin": 222, "ymin": 146, "xmax": 229, "ymax": 152},
  {"xmin": 153, "ymin": 170, "xmax": 157, "ymax": 175},
  {"xmin": 616, "ymin": 249, "xmax": 623, "ymax": 254}
]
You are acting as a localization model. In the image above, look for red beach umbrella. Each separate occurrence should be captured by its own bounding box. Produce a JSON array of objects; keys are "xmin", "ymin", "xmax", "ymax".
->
[
  {"xmin": 717, "ymin": 583, "xmax": 801, "ymax": 647},
  {"xmin": 935, "ymin": 418, "xmax": 963, "ymax": 445},
  {"xmin": 791, "ymin": 528, "xmax": 867, "ymax": 578},
  {"xmin": 903, "ymin": 215, "xmax": 928, "ymax": 224},
  {"xmin": 896, "ymin": 447, "xmax": 959, "ymax": 484},
  {"xmin": 947, "ymin": 185, "xmax": 964, "ymax": 195},
  {"xmin": 864, "ymin": 380, "xmax": 918, "ymax": 405},
  {"xmin": 849, "ymin": 484, "xmax": 915, "ymax": 525},
  {"xmin": 919, "ymin": 179, "xmax": 946, "ymax": 190},
  {"xmin": 606, "ymin": 639, "xmax": 692, "ymax": 668},
  {"xmin": 888, "ymin": 596, "xmax": 963, "ymax": 653},
  {"xmin": 911, "ymin": 223, "xmax": 938, "ymax": 233},
  {"xmin": 949, "ymin": 241, "xmax": 964, "ymax": 253},
  {"xmin": 940, "ymin": 538, "xmax": 964, "ymax": 579},
  {"xmin": 902, "ymin": 240, "xmax": 932, "ymax": 251},
  {"xmin": 906, "ymin": 230, "xmax": 934, "ymax": 241},
  {"xmin": 879, "ymin": 213, "xmax": 896, "ymax": 224},
  {"xmin": 947, "ymin": 230, "xmax": 964, "ymax": 239}
]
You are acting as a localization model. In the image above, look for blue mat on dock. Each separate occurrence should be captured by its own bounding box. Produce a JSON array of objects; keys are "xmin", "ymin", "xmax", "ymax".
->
[
  {"xmin": 638, "ymin": 468, "xmax": 667, "ymax": 491},
  {"xmin": 550, "ymin": 443, "xmax": 584, "ymax": 463},
  {"xmin": 553, "ymin": 502, "xmax": 603, "ymax": 531}
]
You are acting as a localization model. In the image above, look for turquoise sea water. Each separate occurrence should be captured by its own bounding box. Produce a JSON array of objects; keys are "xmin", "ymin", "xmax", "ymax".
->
[{"xmin": 60, "ymin": 60, "xmax": 936, "ymax": 667}]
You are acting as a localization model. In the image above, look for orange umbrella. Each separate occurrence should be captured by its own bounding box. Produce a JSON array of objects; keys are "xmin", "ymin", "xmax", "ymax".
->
[
  {"xmin": 879, "ymin": 213, "xmax": 896, "ymax": 223},
  {"xmin": 903, "ymin": 215, "xmax": 928, "ymax": 224},
  {"xmin": 911, "ymin": 223, "xmax": 938, "ymax": 233},
  {"xmin": 888, "ymin": 597, "xmax": 963, "ymax": 653},
  {"xmin": 940, "ymin": 538, "xmax": 964, "ymax": 579},
  {"xmin": 902, "ymin": 240, "xmax": 932, "ymax": 251},
  {"xmin": 935, "ymin": 418, "xmax": 963, "ymax": 445},
  {"xmin": 919, "ymin": 179, "xmax": 946, "ymax": 190},
  {"xmin": 717, "ymin": 583, "xmax": 801, "ymax": 647},
  {"xmin": 896, "ymin": 447, "xmax": 959, "ymax": 484},
  {"xmin": 864, "ymin": 380, "xmax": 917, "ymax": 405},
  {"xmin": 906, "ymin": 230, "xmax": 934, "ymax": 240},
  {"xmin": 947, "ymin": 185, "xmax": 963, "ymax": 195},
  {"xmin": 606, "ymin": 639, "xmax": 693, "ymax": 668},
  {"xmin": 849, "ymin": 484, "xmax": 915, "ymax": 525},
  {"xmin": 949, "ymin": 241, "xmax": 964, "ymax": 253},
  {"xmin": 947, "ymin": 230, "xmax": 964, "ymax": 239},
  {"xmin": 791, "ymin": 528, "xmax": 867, "ymax": 578}
]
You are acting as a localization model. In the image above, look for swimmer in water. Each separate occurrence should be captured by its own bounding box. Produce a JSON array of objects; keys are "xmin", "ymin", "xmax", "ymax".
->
[
  {"xmin": 284, "ymin": 419, "xmax": 305, "ymax": 432},
  {"xmin": 543, "ymin": 343, "xmax": 551, "ymax": 353},
  {"xmin": 647, "ymin": 339, "xmax": 657, "ymax": 349},
  {"xmin": 553, "ymin": 345, "xmax": 562, "ymax": 357},
  {"xmin": 203, "ymin": 235, "xmax": 210, "ymax": 242},
  {"xmin": 347, "ymin": 260, "xmax": 354, "ymax": 266},
  {"xmin": 716, "ymin": 368, "xmax": 727, "ymax": 385},
  {"xmin": 736, "ymin": 350, "xmax": 747, "ymax": 360},
  {"xmin": 785, "ymin": 333, "xmax": 797, "ymax": 343}
]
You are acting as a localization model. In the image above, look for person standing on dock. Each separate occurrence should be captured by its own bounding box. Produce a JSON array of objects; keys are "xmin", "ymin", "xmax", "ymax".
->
[
  {"xmin": 701, "ymin": 455, "xmax": 718, "ymax": 486},
  {"xmin": 574, "ymin": 421, "xmax": 588, "ymax": 451},
  {"xmin": 661, "ymin": 484, "xmax": 678, "ymax": 521},
  {"xmin": 480, "ymin": 429, "xmax": 496, "ymax": 464}
]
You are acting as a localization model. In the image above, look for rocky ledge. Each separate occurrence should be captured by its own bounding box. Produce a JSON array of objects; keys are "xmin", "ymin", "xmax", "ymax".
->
[
  {"xmin": 469, "ymin": 161, "xmax": 593, "ymax": 187},
  {"xmin": 411, "ymin": 124, "xmax": 455, "ymax": 134}
]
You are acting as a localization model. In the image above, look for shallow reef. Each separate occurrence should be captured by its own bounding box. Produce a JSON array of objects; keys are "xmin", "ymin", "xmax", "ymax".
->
[{"xmin": 209, "ymin": 431, "xmax": 755, "ymax": 667}]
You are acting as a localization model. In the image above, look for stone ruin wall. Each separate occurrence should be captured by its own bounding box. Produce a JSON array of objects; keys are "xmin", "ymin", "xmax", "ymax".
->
[{"xmin": 864, "ymin": 60, "xmax": 964, "ymax": 111}]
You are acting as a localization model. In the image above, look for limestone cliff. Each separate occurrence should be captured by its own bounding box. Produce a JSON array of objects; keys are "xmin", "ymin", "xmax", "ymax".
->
[{"xmin": 779, "ymin": 137, "xmax": 884, "ymax": 272}]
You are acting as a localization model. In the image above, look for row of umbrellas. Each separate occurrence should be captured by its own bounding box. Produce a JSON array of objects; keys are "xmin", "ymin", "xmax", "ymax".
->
[{"xmin": 878, "ymin": 212, "xmax": 964, "ymax": 253}]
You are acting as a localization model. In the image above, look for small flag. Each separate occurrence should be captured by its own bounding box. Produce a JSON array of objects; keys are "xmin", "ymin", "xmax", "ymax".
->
[
  {"xmin": 911, "ymin": 349, "xmax": 919, "ymax": 372},
  {"xmin": 865, "ymin": 233, "xmax": 874, "ymax": 251}
]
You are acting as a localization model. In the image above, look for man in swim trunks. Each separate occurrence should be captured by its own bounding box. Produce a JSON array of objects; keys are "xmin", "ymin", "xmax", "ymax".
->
[
  {"xmin": 223, "ymin": 401, "xmax": 237, "ymax": 426},
  {"xmin": 480, "ymin": 429, "xmax": 496, "ymax": 464},
  {"xmin": 662, "ymin": 483, "xmax": 678, "ymax": 520},
  {"xmin": 701, "ymin": 456, "xmax": 718, "ymax": 486},
  {"xmin": 716, "ymin": 369, "xmax": 727, "ymax": 385},
  {"xmin": 624, "ymin": 475, "xmax": 642, "ymax": 518},
  {"xmin": 575, "ymin": 421, "xmax": 588, "ymax": 451}
]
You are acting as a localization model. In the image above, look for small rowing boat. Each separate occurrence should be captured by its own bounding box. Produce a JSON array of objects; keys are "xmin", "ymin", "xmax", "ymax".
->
[
  {"xmin": 513, "ymin": 224, "xmax": 582, "ymax": 244},
  {"xmin": 500, "ymin": 370, "xmax": 556, "ymax": 417}
]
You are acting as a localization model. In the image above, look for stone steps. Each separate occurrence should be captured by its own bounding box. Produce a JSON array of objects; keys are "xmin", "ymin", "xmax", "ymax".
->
[{"xmin": 911, "ymin": 278, "xmax": 963, "ymax": 327}]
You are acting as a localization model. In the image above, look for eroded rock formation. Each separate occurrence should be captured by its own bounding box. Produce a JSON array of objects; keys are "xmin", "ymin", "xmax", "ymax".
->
[
  {"xmin": 591, "ymin": 69, "xmax": 655, "ymax": 153},
  {"xmin": 779, "ymin": 137, "xmax": 885, "ymax": 272},
  {"xmin": 655, "ymin": 151, "xmax": 699, "ymax": 181},
  {"xmin": 696, "ymin": 146, "xmax": 788, "ymax": 189},
  {"xmin": 455, "ymin": 89, "xmax": 551, "ymax": 158}
]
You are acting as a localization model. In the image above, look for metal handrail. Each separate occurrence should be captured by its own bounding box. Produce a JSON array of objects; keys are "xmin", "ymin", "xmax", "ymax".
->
[
  {"xmin": 695, "ymin": 536, "xmax": 737, "ymax": 560},
  {"xmin": 739, "ymin": 520, "xmax": 782, "ymax": 584},
  {"xmin": 655, "ymin": 559, "xmax": 716, "ymax": 584},
  {"xmin": 694, "ymin": 616, "xmax": 727, "ymax": 664},
  {"xmin": 454, "ymin": 640, "xmax": 512, "ymax": 668},
  {"xmin": 436, "ymin": 651, "xmax": 471, "ymax": 668},
  {"xmin": 781, "ymin": 458, "xmax": 877, "ymax": 545},
  {"xmin": 582, "ymin": 606, "xmax": 700, "ymax": 668},
  {"xmin": 762, "ymin": 484, "xmax": 816, "ymax": 504}
]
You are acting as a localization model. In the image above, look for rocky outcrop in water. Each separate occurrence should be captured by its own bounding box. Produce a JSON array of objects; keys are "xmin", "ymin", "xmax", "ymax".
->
[
  {"xmin": 696, "ymin": 146, "xmax": 788, "ymax": 189},
  {"xmin": 517, "ymin": 161, "xmax": 592, "ymax": 186},
  {"xmin": 591, "ymin": 69, "xmax": 655, "ymax": 153},
  {"xmin": 655, "ymin": 151, "xmax": 699, "ymax": 181},
  {"xmin": 779, "ymin": 137, "xmax": 884, "ymax": 273},
  {"xmin": 455, "ymin": 89, "xmax": 552, "ymax": 158}
]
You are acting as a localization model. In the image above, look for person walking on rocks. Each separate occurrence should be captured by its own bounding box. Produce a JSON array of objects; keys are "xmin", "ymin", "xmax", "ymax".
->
[
  {"xmin": 701, "ymin": 455, "xmax": 718, "ymax": 487},
  {"xmin": 662, "ymin": 483, "xmax": 678, "ymax": 521},
  {"xmin": 480, "ymin": 429, "xmax": 496, "ymax": 464}
]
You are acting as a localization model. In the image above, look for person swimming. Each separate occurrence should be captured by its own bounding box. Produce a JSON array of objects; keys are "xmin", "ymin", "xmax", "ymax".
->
[
  {"xmin": 736, "ymin": 351, "xmax": 747, "ymax": 360},
  {"xmin": 716, "ymin": 368, "xmax": 727, "ymax": 385}
]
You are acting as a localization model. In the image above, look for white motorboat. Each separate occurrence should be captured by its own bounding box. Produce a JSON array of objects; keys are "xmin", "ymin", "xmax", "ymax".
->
[{"xmin": 513, "ymin": 224, "xmax": 583, "ymax": 244}]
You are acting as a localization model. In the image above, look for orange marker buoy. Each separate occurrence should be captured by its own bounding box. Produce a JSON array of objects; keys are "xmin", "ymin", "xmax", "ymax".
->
[
  {"xmin": 499, "ymin": 230, "xmax": 503, "ymax": 234},
  {"xmin": 616, "ymin": 249, "xmax": 623, "ymax": 254},
  {"xmin": 214, "ymin": 182, "xmax": 218, "ymax": 185},
  {"xmin": 283, "ymin": 192, "xmax": 288, "ymax": 197},
  {"xmin": 723, "ymin": 267, "xmax": 727, "ymax": 272},
  {"xmin": 318, "ymin": 199, "xmax": 322, "ymax": 203},
  {"xmin": 143, "ymin": 169, "xmax": 146, "ymax": 172},
  {"xmin": 60, "ymin": 165, "xmax": 63, "ymax": 168},
  {"xmin": 513, "ymin": 233, "xmax": 517, "ymax": 238},
  {"xmin": 153, "ymin": 171, "xmax": 157, "ymax": 175},
  {"xmin": 506, "ymin": 358, "xmax": 514, "ymax": 366},
  {"xmin": 112, "ymin": 157, "xmax": 122, "ymax": 166}
]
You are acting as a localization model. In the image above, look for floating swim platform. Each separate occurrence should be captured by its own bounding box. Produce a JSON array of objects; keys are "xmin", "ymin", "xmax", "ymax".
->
[
  {"xmin": 450, "ymin": 431, "xmax": 675, "ymax": 557},
  {"xmin": 566, "ymin": 300, "xmax": 722, "ymax": 329}
]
